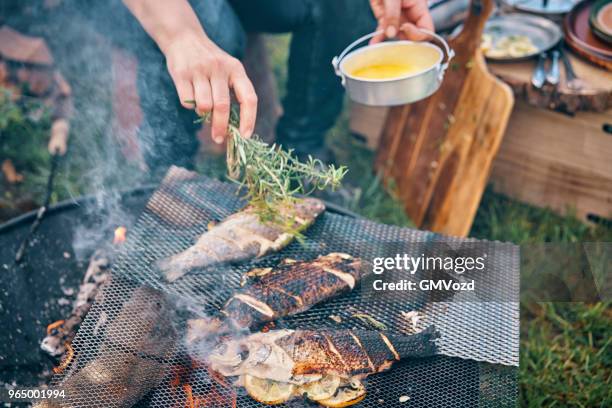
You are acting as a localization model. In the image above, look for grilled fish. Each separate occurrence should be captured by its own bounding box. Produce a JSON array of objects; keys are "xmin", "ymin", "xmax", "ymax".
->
[
  {"xmin": 158, "ymin": 198, "xmax": 325, "ymax": 282},
  {"xmin": 207, "ymin": 327, "xmax": 438, "ymax": 405},
  {"xmin": 34, "ymin": 286, "xmax": 177, "ymax": 408},
  {"xmin": 186, "ymin": 253, "xmax": 365, "ymax": 346},
  {"xmin": 223, "ymin": 253, "xmax": 364, "ymax": 328},
  {"xmin": 209, "ymin": 326, "xmax": 438, "ymax": 383}
]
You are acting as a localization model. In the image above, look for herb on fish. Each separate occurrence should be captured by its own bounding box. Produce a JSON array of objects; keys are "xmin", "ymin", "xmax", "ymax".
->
[
  {"xmin": 329, "ymin": 314, "xmax": 343, "ymax": 324},
  {"xmin": 351, "ymin": 313, "xmax": 387, "ymax": 330},
  {"xmin": 190, "ymin": 103, "xmax": 347, "ymax": 226}
]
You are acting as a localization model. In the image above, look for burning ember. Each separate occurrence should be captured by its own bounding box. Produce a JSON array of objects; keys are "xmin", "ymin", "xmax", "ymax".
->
[
  {"xmin": 52, "ymin": 342, "xmax": 74, "ymax": 374},
  {"xmin": 113, "ymin": 226, "xmax": 127, "ymax": 244}
]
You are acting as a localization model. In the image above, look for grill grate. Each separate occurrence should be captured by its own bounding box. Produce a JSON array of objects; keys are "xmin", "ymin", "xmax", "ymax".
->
[{"xmin": 47, "ymin": 167, "xmax": 519, "ymax": 407}]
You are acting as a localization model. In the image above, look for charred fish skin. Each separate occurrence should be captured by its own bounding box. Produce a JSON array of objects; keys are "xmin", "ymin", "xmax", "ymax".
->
[
  {"xmin": 222, "ymin": 253, "xmax": 364, "ymax": 329},
  {"xmin": 35, "ymin": 287, "xmax": 177, "ymax": 408},
  {"xmin": 158, "ymin": 197, "xmax": 325, "ymax": 282},
  {"xmin": 207, "ymin": 327, "xmax": 439, "ymax": 382},
  {"xmin": 284, "ymin": 327, "xmax": 438, "ymax": 378}
]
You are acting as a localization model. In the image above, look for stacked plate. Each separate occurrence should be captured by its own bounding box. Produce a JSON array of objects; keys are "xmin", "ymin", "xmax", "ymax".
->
[
  {"xmin": 590, "ymin": 0, "xmax": 612, "ymax": 43},
  {"xmin": 564, "ymin": 0, "xmax": 612, "ymax": 69}
]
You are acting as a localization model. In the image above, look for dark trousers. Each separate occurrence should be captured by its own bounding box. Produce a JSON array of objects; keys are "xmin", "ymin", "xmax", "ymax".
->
[{"xmin": 75, "ymin": 0, "xmax": 375, "ymax": 173}]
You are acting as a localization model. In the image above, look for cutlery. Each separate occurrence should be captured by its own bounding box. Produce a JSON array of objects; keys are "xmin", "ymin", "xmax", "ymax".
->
[
  {"xmin": 560, "ymin": 48, "xmax": 584, "ymax": 91},
  {"xmin": 532, "ymin": 52, "xmax": 547, "ymax": 89},
  {"xmin": 546, "ymin": 50, "xmax": 560, "ymax": 86}
]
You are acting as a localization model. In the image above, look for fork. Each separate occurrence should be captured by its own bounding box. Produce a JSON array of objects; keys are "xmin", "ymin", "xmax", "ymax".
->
[{"xmin": 560, "ymin": 48, "xmax": 584, "ymax": 91}]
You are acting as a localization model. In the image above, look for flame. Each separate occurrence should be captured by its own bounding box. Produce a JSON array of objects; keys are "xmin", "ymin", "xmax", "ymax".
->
[
  {"xmin": 113, "ymin": 226, "xmax": 127, "ymax": 244},
  {"xmin": 52, "ymin": 342, "xmax": 74, "ymax": 374},
  {"xmin": 183, "ymin": 384, "xmax": 195, "ymax": 408},
  {"xmin": 46, "ymin": 319, "xmax": 65, "ymax": 335}
]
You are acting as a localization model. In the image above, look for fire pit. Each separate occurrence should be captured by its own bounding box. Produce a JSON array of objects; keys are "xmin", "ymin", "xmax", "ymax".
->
[
  {"xmin": 0, "ymin": 186, "xmax": 153, "ymax": 388},
  {"xmin": 2, "ymin": 167, "xmax": 519, "ymax": 407}
]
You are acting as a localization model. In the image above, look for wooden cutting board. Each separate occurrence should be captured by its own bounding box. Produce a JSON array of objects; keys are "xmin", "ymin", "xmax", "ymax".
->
[{"xmin": 375, "ymin": 0, "xmax": 514, "ymax": 237}]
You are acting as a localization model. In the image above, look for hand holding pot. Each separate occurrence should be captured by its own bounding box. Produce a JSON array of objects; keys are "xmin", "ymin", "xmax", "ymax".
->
[{"xmin": 369, "ymin": 0, "xmax": 434, "ymax": 43}]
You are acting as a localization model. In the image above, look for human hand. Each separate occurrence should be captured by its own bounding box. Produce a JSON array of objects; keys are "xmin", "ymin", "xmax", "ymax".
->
[
  {"xmin": 163, "ymin": 31, "xmax": 257, "ymax": 143},
  {"xmin": 369, "ymin": 0, "xmax": 434, "ymax": 44}
]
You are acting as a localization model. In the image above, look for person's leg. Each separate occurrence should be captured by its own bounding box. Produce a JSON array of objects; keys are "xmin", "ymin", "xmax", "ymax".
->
[
  {"xmin": 70, "ymin": 0, "xmax": 246, "ymax": 176},
  {"xmin": 231, "ymin": 0, "xmax": 377, "ymax": 161},
  {"xmin": 280, "ymin": 0, "xmax": 376, "ymax": 161}
]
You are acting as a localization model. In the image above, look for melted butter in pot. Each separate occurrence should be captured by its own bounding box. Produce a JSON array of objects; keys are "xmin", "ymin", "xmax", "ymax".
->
[
  {"xmin": 351, "ymin": 63, "xmax": 417, "ymax": 79},
  {"xmin": 344, "ymin": 42, "xmax": 442, "ymax": 80}
]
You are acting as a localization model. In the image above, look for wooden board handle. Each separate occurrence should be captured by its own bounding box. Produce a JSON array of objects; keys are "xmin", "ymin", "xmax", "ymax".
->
[{"xmin": 453, "ymin": 0, "xmax": 494, "ymax": 54}]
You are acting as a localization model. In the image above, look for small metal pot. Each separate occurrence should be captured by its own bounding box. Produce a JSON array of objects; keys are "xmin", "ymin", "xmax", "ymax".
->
[{"xmin": 332, "ymin": 30, "xmax": 455, "ymax": 106}]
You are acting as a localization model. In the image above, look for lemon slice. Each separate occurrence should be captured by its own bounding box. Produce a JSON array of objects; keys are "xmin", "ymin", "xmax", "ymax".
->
[
  {"xmin": 300, "ymin": 375, "xmax": 341, "ymax": 401},
  {"xmin": 244, "ymin": 374, "xmax": 295, "ymax": 405},
  {"xmin": 318, "ymin": 381, "xmax": 367, "ymax": 408}
]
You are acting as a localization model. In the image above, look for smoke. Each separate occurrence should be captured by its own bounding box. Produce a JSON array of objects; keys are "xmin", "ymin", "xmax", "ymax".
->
[{"xmin": 3, "ymin": 1, "xmax": 193, "ymax": 257}]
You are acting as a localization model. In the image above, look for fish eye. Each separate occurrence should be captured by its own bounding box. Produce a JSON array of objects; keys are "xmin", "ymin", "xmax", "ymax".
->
[{"xmin": 239, "ymin": 345, "xmax": 250, "ymax": 361}]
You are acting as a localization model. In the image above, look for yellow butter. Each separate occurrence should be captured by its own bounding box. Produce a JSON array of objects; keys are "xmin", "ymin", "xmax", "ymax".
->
[
  {"xmin": 345, "ymin": 43, "xmax": 441, "ymax": 80},
  {"xmin": 350, "ymin": 64, "xmax": 416, "ymax": 79}
]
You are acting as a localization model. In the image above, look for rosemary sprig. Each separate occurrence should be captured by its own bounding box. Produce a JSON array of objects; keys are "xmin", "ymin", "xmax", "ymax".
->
[
  {"xmin": 351, "ymin": 313, "xmax": 388, "ymax": 331},
  {"xmin": 190, "ymin": 103, "xmax": 347, "ymax": 226}
]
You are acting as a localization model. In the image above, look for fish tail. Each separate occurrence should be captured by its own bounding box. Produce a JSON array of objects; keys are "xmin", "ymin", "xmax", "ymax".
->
[
  {"xmin": 389, "ymin": 325, "xmax": 439, "ymax": 360},
  {"xmin": 156, "ymin": 257, "xmax": 185, "ymax": 282}
]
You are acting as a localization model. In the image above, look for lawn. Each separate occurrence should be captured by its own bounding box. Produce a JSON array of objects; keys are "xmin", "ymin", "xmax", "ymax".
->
[{"xmin": 1, "ymin": 27, "xmax": 610, "ymax": 407}]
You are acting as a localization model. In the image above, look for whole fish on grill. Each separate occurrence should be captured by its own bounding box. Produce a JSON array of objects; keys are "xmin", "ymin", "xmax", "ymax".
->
[
  {"xmin": 186, "ymin": 253, "xmax": 365, "ymax": 344},
  {"xmin": 158, "ymin": 197, "xmax": 325, "ymax": 282},
  {"xmin": 33, "ymin": 286, "xmax": 177, "ymax": 408},
  {"xmin": 224, "ymin": 252, "xmax": 364, "ymax": 328},
  {"xmin": 207, "ymin": 326, "xmax": 439, "ymax": 406}
]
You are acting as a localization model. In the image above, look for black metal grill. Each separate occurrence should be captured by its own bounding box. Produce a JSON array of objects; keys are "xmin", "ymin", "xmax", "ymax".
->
[{"xmin": 48, "ymin": 167, "xmax": 519, "ymax": 407}]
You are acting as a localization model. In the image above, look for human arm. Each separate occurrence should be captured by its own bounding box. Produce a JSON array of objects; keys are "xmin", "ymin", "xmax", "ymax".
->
[{"xmin": 122, "ymin": 0, "xmax": 257, "ymax": 142}]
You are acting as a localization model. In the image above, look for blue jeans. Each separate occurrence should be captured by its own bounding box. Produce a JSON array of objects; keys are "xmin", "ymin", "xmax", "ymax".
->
[{"xmin": 77, "ymin": 0, "xmax": 376, "ymax": 172}]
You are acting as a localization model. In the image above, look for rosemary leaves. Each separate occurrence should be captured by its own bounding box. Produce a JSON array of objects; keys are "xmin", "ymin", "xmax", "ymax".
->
[{"xmin": 192, "ymin": 105, "xmax": 347, "ymax": 224}]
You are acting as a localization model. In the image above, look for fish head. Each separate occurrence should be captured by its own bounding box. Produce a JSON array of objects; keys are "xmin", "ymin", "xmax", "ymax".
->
[
  {"xmin": 293, "ymin": 198, "xmax": 325, "ymax": 222},
  {"xmin": 207, "ymin": 330, "xmax": 296, "ymax": 383}
]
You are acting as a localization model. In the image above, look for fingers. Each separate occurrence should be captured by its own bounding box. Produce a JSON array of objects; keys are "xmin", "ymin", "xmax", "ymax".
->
[
  {"xmin": 399, "ymin": 22, "xmax": 430, "ymax": 41},
  {"xmin": 402, "ymin": 0, "xmax": 434, "ymax": 32},
  {"xmin": 173, "ymin": 77, "xmax": 195, "ymax": 109},
  {"xmin": 382, "ymin": 0, "xmax": 401, "ymax": 38},
  {"xmin": 193, "ymin": 78, "xmax": 213, "ymax": 116},
  {"xmin": 230, "ymin": 67, "xmax": 257, "ymax": 138},
  {"xmin": 210, "ymin": 74, "xmax": 231, "ymax": 144},
  {"xmin": 370, "ymin": 29, "xmax": 387, "ymax": 44}
]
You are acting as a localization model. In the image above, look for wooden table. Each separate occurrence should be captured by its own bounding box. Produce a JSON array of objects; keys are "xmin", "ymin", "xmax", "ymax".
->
[{"xmin": 488, "ymin": 52, "xmax": 612, "ymax": 113}]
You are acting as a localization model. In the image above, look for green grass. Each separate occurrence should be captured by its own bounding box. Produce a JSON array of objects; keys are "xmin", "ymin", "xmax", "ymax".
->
[{"xmin": 520, "ymin": 302, "xmax": 611, "ymax": 407}]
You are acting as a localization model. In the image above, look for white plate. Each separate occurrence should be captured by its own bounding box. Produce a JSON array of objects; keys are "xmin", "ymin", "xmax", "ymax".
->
[{"xmin": 503, "ymin": 0, "xmax": 578, "ymax": 15}]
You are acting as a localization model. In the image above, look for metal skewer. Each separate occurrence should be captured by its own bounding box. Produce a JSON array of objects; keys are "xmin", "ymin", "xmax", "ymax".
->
[
  {"xmin": 15, "ymin": 154, "xmax": 60, "ymax": 263},
  {"xmin": 15, "ymin": 119, "xmax": 69, "ymax": 264}
]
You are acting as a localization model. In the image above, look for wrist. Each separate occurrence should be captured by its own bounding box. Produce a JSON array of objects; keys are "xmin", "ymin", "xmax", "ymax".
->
[{"xmin": 158, "ymin": 26, "xmax": 211, "ymax": 55}]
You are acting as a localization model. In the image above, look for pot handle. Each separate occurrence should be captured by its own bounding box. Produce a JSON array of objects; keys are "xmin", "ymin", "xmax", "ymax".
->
[
  {"xmin": 332, "ymin": 30, "xmax": 382, "ymax": 85},
  {"xmin": 418, "ymin": 29, "xmax": 455, "ymax": 80},
  {"xmin": 332, "ymin": 29, "xmax": 455, "ymax": 84}
]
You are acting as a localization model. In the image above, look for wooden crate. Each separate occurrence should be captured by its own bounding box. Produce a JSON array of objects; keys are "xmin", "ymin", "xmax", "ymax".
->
[
  {"xmin": 349, "ymin": 100, "xmax": 612, "ymax": 223},
  {"xmin": 489, "ymin": 101, "xmax": 612, "ymax": 222}
]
